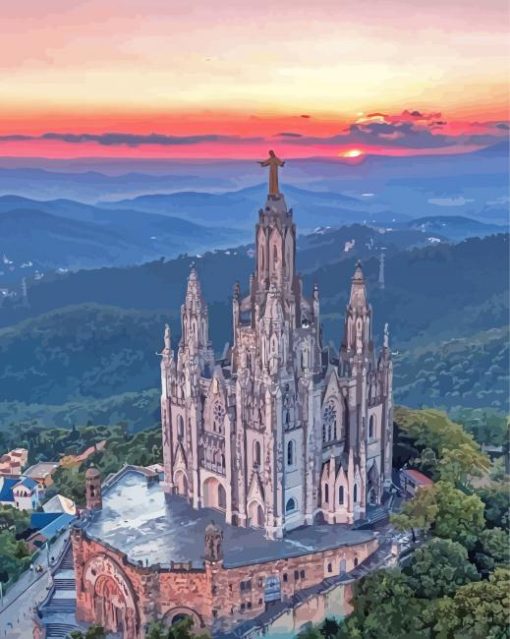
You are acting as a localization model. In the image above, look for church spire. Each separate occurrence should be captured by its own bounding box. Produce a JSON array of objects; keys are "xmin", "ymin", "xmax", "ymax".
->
[
  {"xmin": 349, "ymin": 260, "xmax": 368, "ymax": 309},
  {"xmin": 181, "ymin": 264, "xmax": 209, "ymax": 356}
]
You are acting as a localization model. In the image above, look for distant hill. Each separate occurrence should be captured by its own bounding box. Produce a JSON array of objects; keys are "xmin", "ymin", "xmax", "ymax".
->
[
  {"xmin": 0, "ymin": 305, "xmax": 166, "ymax": 404},
  {"xmin": 0, "ymin": 235, "xmax": 507, "ymax": 422},
  {"xmin": 101, "ymin": 184, "xmax": 405, "ymax": 231},
  {"xmin": 0, "ymin": 195, "xmax": 246, "ymax": 271},
  {"xmin": 408, "ymin": 216, "xmax": 506, "ymax": 241},
  {"xmin": 394, "ymin": 327, "xmax": 509, "ymax": 412}
]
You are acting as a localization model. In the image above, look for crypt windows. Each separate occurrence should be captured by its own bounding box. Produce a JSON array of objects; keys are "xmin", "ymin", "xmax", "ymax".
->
[{"xmin": 286, "ymin": 497, "xmax": 297, "ymax": 514}]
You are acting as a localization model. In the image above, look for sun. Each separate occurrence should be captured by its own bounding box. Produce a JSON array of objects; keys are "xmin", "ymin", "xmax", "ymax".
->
[{"xmin": 340, "ymin": 148, "xmax": 364, "ymax": 158}]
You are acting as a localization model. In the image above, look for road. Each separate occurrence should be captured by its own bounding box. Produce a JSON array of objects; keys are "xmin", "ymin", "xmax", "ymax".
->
[{"xmin": 0, "ymin": 531, "xmax": 70, "ymax": 639}]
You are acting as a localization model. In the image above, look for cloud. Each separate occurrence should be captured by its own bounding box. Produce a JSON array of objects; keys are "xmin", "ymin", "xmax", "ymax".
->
[
  {"xmin": 428, "ymin": 196, "xmax": 475, "ymax": 207},
  {"xmin": 280, "ymin": 110, "xmax": 508, "ymax": 150},
  {"xmin": 1, "ymin": 112, "xmax": 507, "ymax": 153},
  {"xmin": 275, "ymin": 132, "xmax": 303, "ymax": 138},
  {"xmin": 0, "ymin": 132, "xmax": 264, "ymax": 147}
]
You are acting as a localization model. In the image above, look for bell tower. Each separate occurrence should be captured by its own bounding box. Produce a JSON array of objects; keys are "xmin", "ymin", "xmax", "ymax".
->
[{"xmin": 85, "ymin": 465, "xmax": 102, "ymax": 511}]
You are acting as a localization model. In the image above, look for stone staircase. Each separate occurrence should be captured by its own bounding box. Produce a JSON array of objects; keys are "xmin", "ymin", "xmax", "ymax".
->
[
  {"xmin": 53, "ymin": 578, "xmax": 76, "ymax": 591},
  {"xmin": 60, "ymin": 550, "xmax": 74, "ymax": 571},
  {"xmin": 38, "ymin": 540, "xmax": 82, "ymax": 639},
  {"xmin": 45, "ymin": 599, "xmax": 77, "ymax": 614},
  {"xmin": 45, "ymin": 622, "xmax": 80, "ymax": 638}
]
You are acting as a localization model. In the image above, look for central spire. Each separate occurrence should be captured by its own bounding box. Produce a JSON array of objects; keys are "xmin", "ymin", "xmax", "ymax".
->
[{"xmin": 258, "ymin": 150, "xmax": 285, "ymax": 196}]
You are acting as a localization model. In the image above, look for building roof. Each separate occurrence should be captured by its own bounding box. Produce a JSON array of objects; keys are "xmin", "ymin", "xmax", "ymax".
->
[
  {"xmin": 13, "ymin": 477, "xmax": 38, "ymax": 491},
  {"xmin": 83, "ymin": 469, "xmax": 375, "ymax": 570},
  {"xmin": 38, "ymin": 513, "xmax": 75, "ymax": 541},
  {"xmin": 25, "ymin": 462, "xmax": 59, "ymax": 479},
  {"xmin": 30, "ymin": 512, "xmax": 61, "ymax": 531},
  {"xmin": 43, "ymin": 494, "xmax": 77, "ymax": 515},
  {"xmin": 0, "ymin": 477, "xmax": 18, "ymax": 502},
  {"xmin": 401, "ymin": 468, "xmax": 434, "ymax": 486}
]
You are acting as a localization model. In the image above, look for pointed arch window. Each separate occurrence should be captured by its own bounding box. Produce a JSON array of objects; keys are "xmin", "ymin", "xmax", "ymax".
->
[
  {"xmin": 369, "ymin": 415, "xmax": 375, "ymax": 440},
  {"xmin": 177, "ymin": 415, "xmax": 184, "ymax": 439},
  {"xmin": 213, "ymin": 401, "xmax": 225, "ymax": 434},
  {"xmin": 353, "ymin": 483, "xmax": 358, "ymax": 503},
  {"xmin": 254, "ymin": 441, "xmax": 262, "ymax": 467},
  {"xmin": 338, "ymin": 485, "xmax": 344, "ymax": 505},
  {"xmin": 287, "ymin": 440, "xmax": 295, "ymax": 467},
  {"xmin": 324, "ymin": 483, "xmax": 329, "ymax": 504},
  {"xmin": 322, "ymin": 399, "xmax": 338, "ymax": 443}
]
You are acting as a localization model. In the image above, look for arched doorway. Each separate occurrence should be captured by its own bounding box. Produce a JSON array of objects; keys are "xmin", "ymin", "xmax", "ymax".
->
[
  {"xmin": 174, "ymin": 471, "xmax": 188, "ymax": 496},
  {"xmin": 367, "ymin": 463, "xmax": 379, "ymax": 505},
  {"xmin": 203, "ymin": 477, "xmax": 226, "ymax": 511},
  {"xmin": 83, "ymin": 555, "xmax": 139, "ymax": 639},
  {"xmin": 94, "ymin": 576, "xmax": 128, "ymax": 634},
  {"xmin": 248, "ymin": 501, "xmax": 264, "ymax": 528},
  {"xmin": 163, "ymin": 607, "xmax": 203, "ymax": 629}
]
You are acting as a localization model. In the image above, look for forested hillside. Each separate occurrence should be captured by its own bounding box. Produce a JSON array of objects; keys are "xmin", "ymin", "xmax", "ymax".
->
[{"xmin": 0, "ymin": 234, "xmax": 507, "ymax": 431}]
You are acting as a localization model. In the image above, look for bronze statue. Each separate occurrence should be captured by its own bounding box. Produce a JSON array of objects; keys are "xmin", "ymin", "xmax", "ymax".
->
[{"xmin": 258, "ymin": 150, "xmax": 285, "ymax": 196}]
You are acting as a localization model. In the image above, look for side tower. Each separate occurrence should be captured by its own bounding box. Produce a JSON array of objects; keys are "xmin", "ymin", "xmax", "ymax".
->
[{"xmin": 161, "ymin": 268, "xmax": 215, "ymax": 509}]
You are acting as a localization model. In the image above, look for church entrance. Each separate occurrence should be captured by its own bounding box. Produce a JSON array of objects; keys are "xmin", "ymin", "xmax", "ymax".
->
[
  {"xmin": 367, "ymin": 463, "xmax": 379, "ymax": 506},
  {"xmin": 174, "ymin": 471, "xmax": 188, "ymax": 496},
  {"xmin": 203, "ymin": 477, "xmax": 226, "ymax": 511},
  {"xmin": 94, "ymin": 576, "xmax": 131, "ymax": 637},
  {"xmin": 248, "ymin": 501, "xmax": 264, "ymax": 528}
]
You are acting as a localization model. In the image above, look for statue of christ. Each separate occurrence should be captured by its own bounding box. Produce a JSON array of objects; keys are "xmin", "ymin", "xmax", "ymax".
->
[{"xmin": 258, "ymin": 150, "xmax": 285, "ymax": 196}]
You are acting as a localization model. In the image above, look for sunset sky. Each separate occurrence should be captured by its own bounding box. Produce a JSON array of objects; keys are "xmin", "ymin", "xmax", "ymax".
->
[{"xmin": 1, "ymin": 0, "xmax": 509, "ymax": 159}]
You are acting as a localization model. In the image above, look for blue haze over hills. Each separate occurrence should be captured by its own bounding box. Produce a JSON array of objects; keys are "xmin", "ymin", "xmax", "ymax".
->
[{"xmin": 0, "ymin": 143, "xmax": 507, "ymax": 430}]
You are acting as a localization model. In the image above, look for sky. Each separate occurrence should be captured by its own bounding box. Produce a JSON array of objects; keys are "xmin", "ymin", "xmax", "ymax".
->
[{"xmin": 1, "ymin": 0, "xmax": 509, "ymax": 159}]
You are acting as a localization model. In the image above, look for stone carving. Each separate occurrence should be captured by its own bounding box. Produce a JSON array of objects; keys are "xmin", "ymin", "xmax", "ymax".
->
[
  {"xmin": 204, "ymin": 521, "xmax": 224, "ymax": 562},
  {"xmin": 258, "ymin": 150, "xmax": 285, "ymax": 196}
]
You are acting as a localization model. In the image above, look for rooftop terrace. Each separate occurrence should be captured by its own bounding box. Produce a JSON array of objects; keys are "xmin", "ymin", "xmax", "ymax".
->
[{"xmin": 84, "ymin": 469, "xmax": 374, "ymax": 569}]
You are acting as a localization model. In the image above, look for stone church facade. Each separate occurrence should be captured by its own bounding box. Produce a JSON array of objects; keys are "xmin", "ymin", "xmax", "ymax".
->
[{"xmin": 161, "ymin": 178, "xmax": 393, "ymax": 540}]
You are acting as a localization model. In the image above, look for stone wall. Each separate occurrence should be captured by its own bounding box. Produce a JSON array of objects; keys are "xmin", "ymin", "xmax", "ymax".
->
[{"xmin": 72, "ymin": 527, "xmax": 377, "ymax": 638}]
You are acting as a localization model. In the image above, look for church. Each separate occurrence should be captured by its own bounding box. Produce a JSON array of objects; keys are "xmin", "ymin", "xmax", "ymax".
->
[
  {"xmin": 160, "ymin": 151, "xmax": 393, "ymax": 539},
  {"xmin": 66, "ymin": 154, "xmax": 395, "ymax": 639}
]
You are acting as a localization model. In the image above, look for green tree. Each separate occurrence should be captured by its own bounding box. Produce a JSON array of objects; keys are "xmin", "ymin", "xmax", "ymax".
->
[
  {"xmin": 473, "ymin": 527, "xmax": 510, "ymax": 572},
  {"xmin": 0, "ymin": 505, "xmax": 30, "ymax": 535},
  {"xmin": 0, "ymin": 531, "xmax": 31, "ymax": 583},
  {"xmin": 69, "ymin": 626, "xmax": 107, "ymax": 639},
  {"xmin": 393, "ymin": 482, "xmax": 485, "ymax": 550},
  {"xmin": 145, "ymin": 618, "xmax": 210, "ymax": 639},
  {"xmin": 336, "ymin": 569, "xmax": 429, "ymax": 639},
  {"xmin": 435, "ymin": 568, "xmax": 510, "ymax": 639},
  {"xmin": 319, "ymin": 617, "xmax": 341, "ymax": 639},
  {"xmin": 478, "ymin": 484, "xmax": 510, "ymax": 530},
  {"xmin": 296, "ymin": 627, "xmax": 322, "ymax": 639},
  {"xmin": 437, "ymin": 444, "xmax": 490, "ymax": 487},
  {"xmin": 391, "ymin": 485, "xmax": 439, "ymax": 541},
  {"xmin": 403, "ymin": 538, "xmax": 479, "ymax": 599}
]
